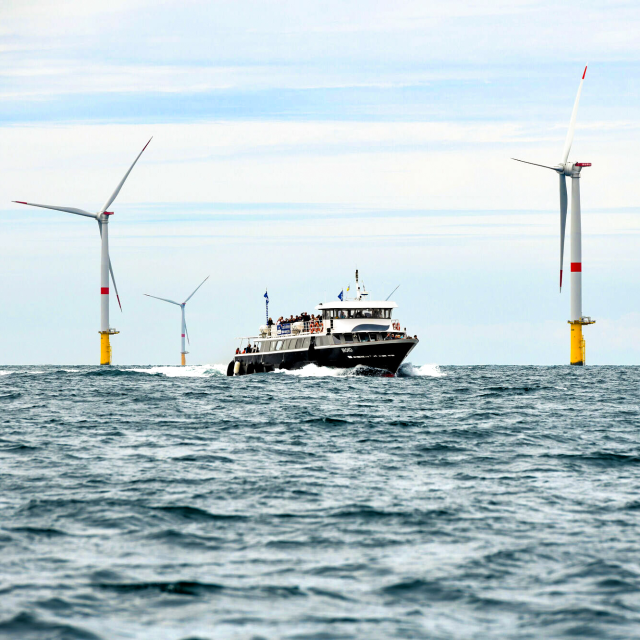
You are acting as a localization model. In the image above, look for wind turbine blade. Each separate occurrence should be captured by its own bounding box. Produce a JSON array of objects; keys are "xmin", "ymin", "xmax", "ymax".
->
[
  {"xmin": 184, "ymin": 318, "xmax": 190, "ymax": 345},
  {"xmin": 183, "ymin": 275, "xmax": 209, "ymax": 303},
  {"xmin": 100, "ymin": 137, "xmax": 152, "ymax": 214},
  {"xmin": 97, "ymin": 223, "xmax": 123, "ymax": 310},
  {"xmin": 13, "ymin": 201, "xmax": 96, "ymax": 219},
  {"xmin": 561, "ymin": 65, "xmax": 587, "ymax": 164},
  {"xmin": 109, "ymin": 259, "xmax": 122, "ymax": 311},
  {"xmin": 144, "ymin": 294, "xmax": 181, "ymax": 306},
  {"xmin": 511, "ymin": 159, "xmax": 558, "ymax": 171},
  {"xmin": 559, "ymin": 174, "xmax": 568, "ymax": 292}
]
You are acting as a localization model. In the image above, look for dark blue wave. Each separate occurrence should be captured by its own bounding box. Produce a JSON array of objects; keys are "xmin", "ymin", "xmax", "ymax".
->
[{"xmin": 2, "ymin": 365, "xmax": 640, "ymax": 638}]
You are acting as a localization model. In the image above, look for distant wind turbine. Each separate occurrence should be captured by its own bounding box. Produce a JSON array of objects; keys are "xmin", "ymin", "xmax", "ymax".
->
[{"xmin": 145, "ymin": 276, "xmax": 210, "ymax": 365}]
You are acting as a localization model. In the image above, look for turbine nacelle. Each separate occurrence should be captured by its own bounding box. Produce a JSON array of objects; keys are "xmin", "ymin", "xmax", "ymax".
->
[{"xmin": 558, "ymin": 162, "xmax": 590, "ymax": 177}]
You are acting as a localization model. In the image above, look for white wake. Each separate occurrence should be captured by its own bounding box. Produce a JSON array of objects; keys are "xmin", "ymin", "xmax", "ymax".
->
[
  {"xmin": 398, "ymin": 363, "xmax": 446, "ymax": 377},
  {"xmin": 118, "ymin": 363, "xmax": 445, "ymax": 379},
  {"xmin": 124, "ymin": 364, "xmax": 227, "ymax": 377}
]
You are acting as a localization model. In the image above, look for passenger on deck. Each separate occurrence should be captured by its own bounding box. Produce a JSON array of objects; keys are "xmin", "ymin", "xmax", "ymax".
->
[{"xmin": 267, "ymin": 317, "xmax": 273, "ymax": 326}]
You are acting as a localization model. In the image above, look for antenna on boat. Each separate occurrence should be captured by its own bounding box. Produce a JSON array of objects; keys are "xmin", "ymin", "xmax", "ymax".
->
[{"xmin": 385, "ymin": 285, "xmax": 400, "ymax": 301}]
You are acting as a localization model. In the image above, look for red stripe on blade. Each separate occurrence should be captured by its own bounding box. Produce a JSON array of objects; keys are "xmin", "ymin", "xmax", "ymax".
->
[
  {"xmin": 582, "ymin": 66, "xmax": 587, "ymax": 80},
  {"xmin": 101, "ymin": 287, "xmax": 109, "ymax": 294},
  {"xmin": 571, "ymin": 263, "xmax": 582, "ymax": 272}
]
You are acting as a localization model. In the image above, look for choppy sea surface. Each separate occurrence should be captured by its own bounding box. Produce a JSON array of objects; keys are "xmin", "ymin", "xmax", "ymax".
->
[{"xmin": 1, "ymin": 364, "xmax": 640, "ymax": 639}]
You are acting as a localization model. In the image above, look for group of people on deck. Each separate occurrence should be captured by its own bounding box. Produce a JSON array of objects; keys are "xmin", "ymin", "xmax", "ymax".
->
[{"xmin": 267, "ymin": 313, "xmax": 322, "ymax": 326}]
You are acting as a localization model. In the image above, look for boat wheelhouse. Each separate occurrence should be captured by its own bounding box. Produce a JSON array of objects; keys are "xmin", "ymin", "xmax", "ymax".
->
[{"xmin": 227, "ymin": 272, "xmax": 418, "ymax": 376}]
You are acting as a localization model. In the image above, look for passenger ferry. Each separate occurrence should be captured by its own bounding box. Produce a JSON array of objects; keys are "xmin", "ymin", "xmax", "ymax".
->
[{"xmin": 227, "ymin": 272, "xmax": 418, "ymax": 376}]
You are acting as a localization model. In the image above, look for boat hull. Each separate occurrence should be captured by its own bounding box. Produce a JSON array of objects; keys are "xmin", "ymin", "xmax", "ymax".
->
[{"xmin": 231, "ymin": 338, "xmax": 418, "ymax": 375}]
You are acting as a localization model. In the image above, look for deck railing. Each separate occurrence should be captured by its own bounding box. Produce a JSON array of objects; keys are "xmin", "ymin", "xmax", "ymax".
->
[{"xmin": 260, "ymin": 320, "xmax": 324, "ymax": 338}]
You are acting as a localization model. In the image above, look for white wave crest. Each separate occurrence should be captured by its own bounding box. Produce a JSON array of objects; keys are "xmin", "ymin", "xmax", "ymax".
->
[
  {"xmin": 276, "ymin": 363, "xmax": 347, "ymax": 377},
  {"xmin": 275, "ymin": 364, "xmax": 398, "ymax": 378},
  {"xmin": 398, "ymin": 363, "xmax": 446, "ymax": 377},
  {"xmin": 124, "ymin": 364, "xmax": 227, "ymax": 378},
  {"xmin": 0, "ymin": 371, "xmax": 12, "ymax": 376}
]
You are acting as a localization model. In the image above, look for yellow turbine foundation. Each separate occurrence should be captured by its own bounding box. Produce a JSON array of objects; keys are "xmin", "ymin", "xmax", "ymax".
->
[
  {"xmin": 569, "ymin": 322, "xmax": 585, "ymax": 366},
  {"xmin": 569, "ymin": 319, "xmax": 595, "ymax": 366},
  {"xmin": 99, "ymin": 329, "xmax": 119, "ymax": 366},
  {"xmin": 100, "ymin": 333, "xmax": 112, "ymax": 365},
  {"xmin": 181, "ymin": 353, "xmax": 186, "ymax": 366}
]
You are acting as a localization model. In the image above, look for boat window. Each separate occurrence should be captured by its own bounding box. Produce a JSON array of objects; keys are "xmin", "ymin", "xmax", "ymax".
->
[
  {"xmin": 275, "ymin": 340, "xmax": 284, "ymax": 351},
  {"xmin": 255, "ymin": 342, "xmax": 262, "ymax": 352},
  {"xmin": 302, "ymin": 337, "xmax": 311, "ymax": 348},
  {"xmin": 315, "ymin": 336, "xmax": 327, "ymax": 347},
  {"xmin": 347, "ymin": 308, "xmax": 376, "ymax": 319},
  {"xmin": 360, "ymin": 333, "xmax": 370, "ymax": 342},
  {"xmin": 369, "ymin": 333, "xmax": 378, "ymax": 342},
  {"xmin": 322, "ymin": 309, "xmax": 332, "ymax": 320},
  {"xmin": 263, "ymin": 341, "xmax": 272, "ymax": 352},
  {"xmin": 294, "ymin": 338, "xmax": 304, "ymax": 349},
  {"xmin": 283, "ymin": 339, "xmax": 293, "ymax": 350},
  {"xmin": 352, "ymin": 334, "xmax": 360, "ymax": 342},
  {"xmin": 343, "ymin": 332, "xmax": 353, "ymax": 342},
  {"xmin": 332, "ymin": 334, "xmax": 343, "ymax": 344}
]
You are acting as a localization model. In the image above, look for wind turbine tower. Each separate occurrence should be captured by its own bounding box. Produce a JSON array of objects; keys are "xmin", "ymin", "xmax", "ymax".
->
[
  {"xmin": 513, "ymin": 66, "xmax": 595, "ymax": 365},
  {"xmin": 14, "ymin": 139, "xmax": 152, "ymax": 365},
  {"xmin": 145, "ymin": 276, "xmax": 209, "ymax": 365}
]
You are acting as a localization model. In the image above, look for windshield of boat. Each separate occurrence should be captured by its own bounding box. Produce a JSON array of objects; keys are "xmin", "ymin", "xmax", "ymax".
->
[{"xmin": 322, "ymin": 308, "xmax": 391, "ymax": 320}]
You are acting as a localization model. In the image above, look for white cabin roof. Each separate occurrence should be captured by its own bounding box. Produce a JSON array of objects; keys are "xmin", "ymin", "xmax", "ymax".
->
[{"xmin": 315, "ymin": 300, "xmax": 398, "ymax": 310}]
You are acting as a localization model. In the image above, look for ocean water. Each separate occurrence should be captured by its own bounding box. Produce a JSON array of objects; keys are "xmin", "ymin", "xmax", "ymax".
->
[{"xmin": 1, "ymin": 364, "xmax": 640, "ymax": 640}]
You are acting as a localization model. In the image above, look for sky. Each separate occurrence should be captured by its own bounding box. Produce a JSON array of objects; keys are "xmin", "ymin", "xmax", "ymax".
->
[{"xmin": 1, "ymin": 0, "xmax": 640, "ymax": 365}]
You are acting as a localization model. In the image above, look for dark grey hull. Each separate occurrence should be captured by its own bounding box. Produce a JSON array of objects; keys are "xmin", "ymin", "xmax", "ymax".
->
[{"xmin": 229, "ymin": 338, "xmax": 418, "ymax": 376}]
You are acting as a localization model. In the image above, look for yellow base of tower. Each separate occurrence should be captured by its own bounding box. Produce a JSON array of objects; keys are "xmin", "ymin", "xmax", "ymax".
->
[
  {"xmin": 569, "ymin": 319, "xmax": 595, "ymax": 366},
  {"xmin": 181, "ymin": 353, "xmax": 186, "ymax": 366},
  {"xmin": 99, "ymin": 329, "xmax": 120, "ymax": 366}
]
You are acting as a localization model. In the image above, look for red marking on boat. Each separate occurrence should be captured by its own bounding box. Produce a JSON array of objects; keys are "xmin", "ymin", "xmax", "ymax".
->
[{"xmin": 571, "ymin": 263, "xmax": 582, "ymax": 272}]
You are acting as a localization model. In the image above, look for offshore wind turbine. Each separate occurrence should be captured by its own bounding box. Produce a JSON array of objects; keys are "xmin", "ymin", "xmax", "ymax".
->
[
  {"xmin": 14, "ymin": 139, "xmax": 152, "ymax": 365},
  {"xmin": 144, "ymin": 276, "xmax": 209, "ymax": 366},
  {"xmin": 513, "ymin": 66, "xmax": 595, "ymax": 365}
]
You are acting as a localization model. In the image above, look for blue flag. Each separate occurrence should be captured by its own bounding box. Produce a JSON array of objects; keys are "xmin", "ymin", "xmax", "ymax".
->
[
  {"xmin": 264, "ymin": 290, "xmax": 269, "ymax": 303},
  {"xmin": 338, "ymin": 290, "xmax": 343, "ymax": 301}
]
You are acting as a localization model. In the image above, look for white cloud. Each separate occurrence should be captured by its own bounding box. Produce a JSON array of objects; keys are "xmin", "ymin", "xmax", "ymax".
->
[{"xmin": 1, "ymin": 120, "xmax": 639, "ymax": 211}]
